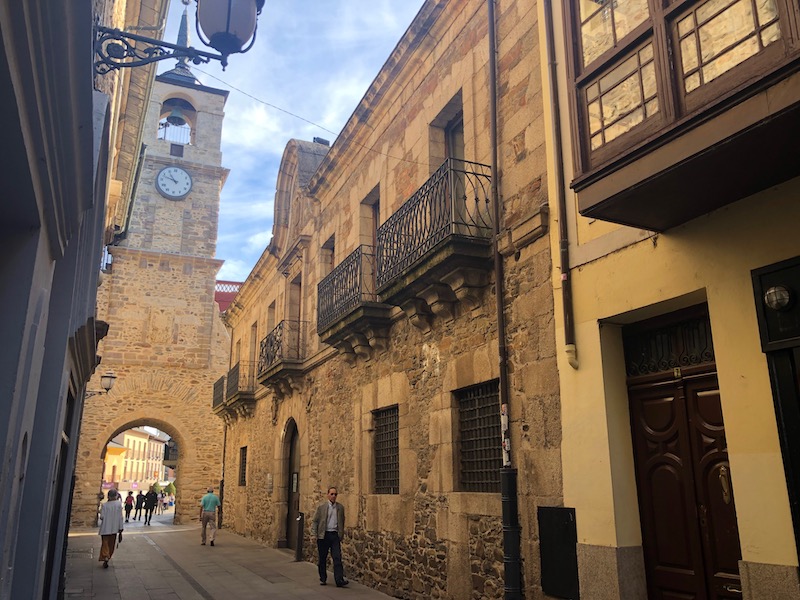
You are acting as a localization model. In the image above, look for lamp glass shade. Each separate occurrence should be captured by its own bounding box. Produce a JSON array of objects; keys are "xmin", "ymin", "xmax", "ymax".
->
[
  {"xmin": 198, "ymin": 0, "xmax": 258, "ymax": 56},
  {"xmin": 100, "ymin": 372, "xmax": 117, "ymax": 392}
]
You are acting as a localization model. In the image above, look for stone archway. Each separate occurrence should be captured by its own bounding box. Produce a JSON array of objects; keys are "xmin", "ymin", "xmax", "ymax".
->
[{"xmin": 71, "ymin": 371, "xmax": 224, "ymax": 526}]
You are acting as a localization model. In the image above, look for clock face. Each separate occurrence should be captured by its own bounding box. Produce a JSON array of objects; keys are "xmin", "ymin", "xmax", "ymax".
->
[{"xmin": 156, "ymin": 166, "xmax": 192, "ymax": 199}]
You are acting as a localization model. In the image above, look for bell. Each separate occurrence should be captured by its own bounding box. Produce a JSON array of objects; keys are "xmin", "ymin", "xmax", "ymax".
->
[{"xmin": 166, "ymin": 108, "xmax": 187, "ymax": 126}]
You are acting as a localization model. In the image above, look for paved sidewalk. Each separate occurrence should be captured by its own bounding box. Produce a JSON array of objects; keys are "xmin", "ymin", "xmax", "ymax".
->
[{"xmin": 64, "ymin": 512, "xmax": 393, "ymax": 599}]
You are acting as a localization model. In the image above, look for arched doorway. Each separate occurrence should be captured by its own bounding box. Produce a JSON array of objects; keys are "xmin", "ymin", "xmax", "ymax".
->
[{"xmin": 285, "ymin": 419, "xmax": 300, "ymax": 550}]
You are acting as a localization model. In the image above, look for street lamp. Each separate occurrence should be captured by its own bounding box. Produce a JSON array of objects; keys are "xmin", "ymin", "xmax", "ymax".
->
[
  {"xmin": 85, "ymin": 372, "xmax": 117, "ymax": 397},
  {"xmin": 94, "ymin": 0, "xmax": 266, "ymax": 74}
]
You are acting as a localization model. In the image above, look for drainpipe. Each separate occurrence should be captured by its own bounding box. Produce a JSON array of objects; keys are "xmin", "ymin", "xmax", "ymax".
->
[
  {"xmin": 487, "ymin": 1, "xmax": 523, "ymax": 598},
  {"xmin": 543, "ymin": 0, "xmax": 578, "ymax": 369}
]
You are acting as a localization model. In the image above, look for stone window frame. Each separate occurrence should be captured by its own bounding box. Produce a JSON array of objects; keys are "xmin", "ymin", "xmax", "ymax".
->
[
  {"xmin": 238, "ymin": 446, "xmax": 248, "ymax": 486},
  {"xmin": 564, "ymin": 0, "xmax": 800, "ymax": 180}
]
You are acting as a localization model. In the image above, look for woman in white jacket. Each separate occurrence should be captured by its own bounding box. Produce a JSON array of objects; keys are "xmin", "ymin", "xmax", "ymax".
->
[{"xmin": 98, "ymin": 489, "xmax": 124, "ymax": 568}]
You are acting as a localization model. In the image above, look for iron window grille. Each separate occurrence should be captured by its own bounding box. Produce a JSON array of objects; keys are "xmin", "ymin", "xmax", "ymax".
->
[
  {"xmin": 374, "ymin": 405, "xmax": 399, "ymax": 494},
  {"xmin": 457, "ymin": 380, "xmax": 501, "ymax": 493},
  {"xmin": 238, "ymin": 447, "xmax": 248, "ymax": 486}
]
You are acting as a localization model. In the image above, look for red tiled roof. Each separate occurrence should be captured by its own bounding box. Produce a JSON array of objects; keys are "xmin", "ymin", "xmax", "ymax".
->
[{"xmin": 215, "ymin": 280, "xmax": 242, "ymax": 312}]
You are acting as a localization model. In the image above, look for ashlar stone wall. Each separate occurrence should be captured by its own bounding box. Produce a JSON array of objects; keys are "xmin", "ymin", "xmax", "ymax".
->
[{"xmin": 219, "ymin": 0, "xmax": 560, "ymax": 598}]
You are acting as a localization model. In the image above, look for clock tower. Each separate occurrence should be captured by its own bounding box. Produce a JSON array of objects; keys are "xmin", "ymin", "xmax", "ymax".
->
[{"xmin": 73, "ymin": 7, "xmax": 232, "ymax": 526}]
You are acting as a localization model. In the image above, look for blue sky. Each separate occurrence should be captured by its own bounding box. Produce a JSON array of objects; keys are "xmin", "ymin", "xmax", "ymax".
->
[{"xmin": 160, "ymin": 1, "xmax": 426, "ymax": 281}]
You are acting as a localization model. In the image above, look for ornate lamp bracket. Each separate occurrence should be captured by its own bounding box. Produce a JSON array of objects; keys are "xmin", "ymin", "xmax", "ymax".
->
[{"xmin": 94, "ymin": 25, "xmax": 226, "ymax": 74}]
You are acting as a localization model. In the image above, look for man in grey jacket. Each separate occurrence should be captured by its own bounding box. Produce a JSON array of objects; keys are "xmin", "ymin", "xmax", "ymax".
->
[{"xmin": 310, "ymin": 487, "xmax": 348, "ymax": 587}]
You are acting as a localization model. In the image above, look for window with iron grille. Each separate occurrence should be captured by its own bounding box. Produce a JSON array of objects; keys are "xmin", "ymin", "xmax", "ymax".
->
[
  {"xmin": 374, "ymin": 405, "xmax": 399, "ymax": 494},
  {"xmin": 457, "ymin": 380, "xmax": 501, "ymax": 493},
  {"xmin": 238, "ymin": 446, "xmax": 248, "ymax": 486}
]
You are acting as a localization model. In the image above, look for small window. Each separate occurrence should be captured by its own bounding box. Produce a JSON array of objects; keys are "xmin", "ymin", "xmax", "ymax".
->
[
  {"xmin": 238, "ymin": 447, "xmax": 248, "ymax": 486},
  {"xmin": 374, "ymin": 405, "xmax": 399, "ymax": 494},
  {"xmin": 457, "ymin": 380, "xmax": 502, "ymax": 493},
  {"xmin": 170, "ymin": 143, "xmax": 184, "ymax": 157}
]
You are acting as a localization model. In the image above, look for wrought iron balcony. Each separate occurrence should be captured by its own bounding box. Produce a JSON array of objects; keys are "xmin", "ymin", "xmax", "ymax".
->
[
  {"xmin": 258, "ymin": 320, "xmax": 307, "ymax": 398},
  {"xmin": 377, "ymin": 158, "xmax": 492, "ymax": 289},
  {"xmin": 212, "ymin": 375, "xmax": 226, "ymax": 410},
  {"xmin": 317, "ymin": 245, "xmax": 393, "ymax": 361},
  {"xmin": 375, "ymin": 158, "xmax": 494, "ymax": 330},
  {"xmin": 226, "ymin": 361, "xmax": 256, "ymax": 400}
]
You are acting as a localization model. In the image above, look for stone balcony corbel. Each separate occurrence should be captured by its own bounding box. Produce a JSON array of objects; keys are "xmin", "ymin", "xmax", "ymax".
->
[
  {"xmin": 440, "ymin": 267, "xmax": 489, "ymax": 311},
  {"xmin": 400, "ymin": 298, "xmax": 433, "ymax": 333},
  {"xmin": 418, "ymin": 284, "xmax": 457, "ymax": 322}
]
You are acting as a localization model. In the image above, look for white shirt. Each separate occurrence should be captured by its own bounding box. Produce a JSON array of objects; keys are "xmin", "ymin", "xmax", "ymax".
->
[
  {"xmin": 326, "ymin": 501, "xmax": 338, "ymax": 532},
  {"xmin": 98, "ymin": 500, "xmax": 124, "ymax": 535}
]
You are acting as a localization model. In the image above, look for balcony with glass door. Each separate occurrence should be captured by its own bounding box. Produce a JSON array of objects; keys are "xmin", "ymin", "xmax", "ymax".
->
[{"xmin": 224, "ymin": 361, "xmax": 257, "ymax": 418}]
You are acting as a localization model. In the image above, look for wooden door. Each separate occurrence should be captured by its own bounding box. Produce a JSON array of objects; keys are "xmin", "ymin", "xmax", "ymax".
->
[
  {"xmin": 285, "ymin": 422, "xmax": 300, "ymax": 550},
  {"xmin": 629, "ymin": 370, "xmax": 742, "ymax": 599}
]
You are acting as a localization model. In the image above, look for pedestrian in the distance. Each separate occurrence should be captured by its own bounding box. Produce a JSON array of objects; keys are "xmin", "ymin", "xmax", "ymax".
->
[
  {"xmin": 123, "ymin": 491, "xmax": 134, "ymax": 522},
  {"xmin": 98, "ymin": 489, "xmax": 124, "ymax": 568},
  {"xmin": 199, "ymin": 487, "xmax": 221, "ymax": 546},
  {"xmin": 310, "ymin": 487, "xmax": 348, "ymax": 587},
  {"xmin": 143, "ymin": 485, "xmax": 158, "ymax": 525},
  {"xmin": 133, "ymin": 490, "xmax": 145, "ymax": 520}
]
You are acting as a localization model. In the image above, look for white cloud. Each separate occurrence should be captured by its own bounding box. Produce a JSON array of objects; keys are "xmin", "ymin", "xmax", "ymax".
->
[{"xmin": 161, "ymin": 0, "xmax": 426, "ymax": 281}]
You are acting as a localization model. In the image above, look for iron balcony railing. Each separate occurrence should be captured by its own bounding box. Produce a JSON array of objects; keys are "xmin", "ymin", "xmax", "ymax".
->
[
  {"xmin": 376, "ymin": 158, "xmax": 492, "ymax": 288},
  {"xmin": 226, "ymin": 361, "xmax": 256, "ymax": 399},
  {"xmin": 317, "ymin": 245, "xmax": 379, "ymax": 333},
  {"xmin": 258, "ymin": 320, "xmax": 307, "ymax": 375},
  {"xmin": 212, "ymin": 375, "xmax": 225, "ymax": 409}
]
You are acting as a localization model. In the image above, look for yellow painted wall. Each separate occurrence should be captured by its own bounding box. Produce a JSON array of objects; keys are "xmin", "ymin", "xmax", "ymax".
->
[{"xmin": 539, "ymin": 0, "xmax": 800, "ymax": 569}]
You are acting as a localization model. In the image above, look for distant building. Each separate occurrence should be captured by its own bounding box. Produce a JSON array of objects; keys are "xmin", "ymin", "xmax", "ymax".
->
[{"xmin": 102, "ymin": 428, "xmax": 169, "ymax": 493}]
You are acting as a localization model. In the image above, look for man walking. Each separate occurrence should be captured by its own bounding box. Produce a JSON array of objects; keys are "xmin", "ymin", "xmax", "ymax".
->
[
  {"xmin": 133, "ymin": 490, "xmax": 145, "ymax": 521},
  {"xmin": 200, "ymin": 487, "xmax": 221, "ymax": 546},
  {"xmin": 311, "ymin": 487, "xmax": 348, "ymax": 587},
  {"xmin": 143, "ymin": 485, "xmax": 158, "ymax": 525}
]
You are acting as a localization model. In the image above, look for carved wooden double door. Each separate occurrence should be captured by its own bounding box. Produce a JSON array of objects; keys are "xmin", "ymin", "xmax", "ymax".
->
[{"xmin": 625, "ymin": 309, "xmax": 742, "ymax": 599}]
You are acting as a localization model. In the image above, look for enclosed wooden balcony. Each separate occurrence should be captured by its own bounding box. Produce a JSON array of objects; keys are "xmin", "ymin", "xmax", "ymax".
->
[
  {"xmin": 211, "ymin": 375, "xmax": 229, "ymax": 419},
  {"xmin": 566, "ymin": 0, "xmax": 800, "ymax": 231},
  {"xmin": 257, "ymin": 320, "xmax": 307, "ymax": 398},
  {"xmin": 317, "ymin": 245, "xmax": 393, "ymax": 362},
  {"xmin": 376, "ymin": 158, "xmax": 493, "ymax": 331}
]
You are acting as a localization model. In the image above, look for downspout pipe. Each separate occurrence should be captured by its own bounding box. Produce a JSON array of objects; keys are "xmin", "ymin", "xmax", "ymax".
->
[
  {"xmin": 543, "ymin": 0, "xmax": 578, "ymax": 369},
  {"xmin": 487, "ymin": 1, "xmax": 523, "ymax": 598}
]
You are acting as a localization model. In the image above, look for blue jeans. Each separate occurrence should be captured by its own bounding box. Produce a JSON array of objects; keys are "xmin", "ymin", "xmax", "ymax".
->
[{"xmin": 317, "ymin": 531, "xmax": 344, "ymax": 584}]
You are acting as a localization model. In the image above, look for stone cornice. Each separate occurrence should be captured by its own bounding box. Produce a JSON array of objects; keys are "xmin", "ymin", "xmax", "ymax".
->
[
  {"xmin": 145, "ymin": 155, "xmax": 229, "ymax": 181},
  {"xmin": 109, "ymin": 246, "xmax": 224, "ymax": 270}
]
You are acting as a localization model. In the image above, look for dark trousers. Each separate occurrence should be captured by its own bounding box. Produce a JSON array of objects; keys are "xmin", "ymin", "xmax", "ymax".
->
[
  {"xmin": 124, "ymin": 506, "xmax": 132, "ymax": 520},
  {"xmin": 317, "ymin": 531, "xmax": 344, "ymax": 584},
  {"xmin": 144, "ymin": 506, "xmax": 155, "ymax": 523},
  {"xmin": 134, "ymin": 506, "xmax": 143, "ymax": 520}
]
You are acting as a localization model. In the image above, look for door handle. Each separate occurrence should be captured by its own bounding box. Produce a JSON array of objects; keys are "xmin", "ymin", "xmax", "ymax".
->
[
  {"xmin": 723, "ymin": 584, "xmax": 742, "ymax": 594},
  {"xmin": 719, "ymin": 465, "xmax": 731, "ymax": 505}
]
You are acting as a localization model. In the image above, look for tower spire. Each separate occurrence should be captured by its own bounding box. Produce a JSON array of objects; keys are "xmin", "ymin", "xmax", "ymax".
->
[{"xmin": 176, "ymin": 0, "xmax": 191, "ymax": 67}]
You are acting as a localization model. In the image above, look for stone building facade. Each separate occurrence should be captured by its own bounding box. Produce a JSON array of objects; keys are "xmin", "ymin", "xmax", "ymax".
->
[
  {"xmin": 72, "ymin": 54, "xmax": 230, "ymax": 527},
  {"xmin": 215, "ymin": 1, "xmax": 558, "ymax": 598}
]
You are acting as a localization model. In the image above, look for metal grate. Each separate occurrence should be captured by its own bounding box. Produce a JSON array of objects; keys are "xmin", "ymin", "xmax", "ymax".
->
[
  {"xmin": 457, "ymin": 380, "xmax": 501, "ymax": 493},
  {"xmin": 374, "ymin": 406, "xmax": 399, "ymax": 494},
  {"xmin": 238, "ymin": 447, "xmax": 248, "ymax": 486}
]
